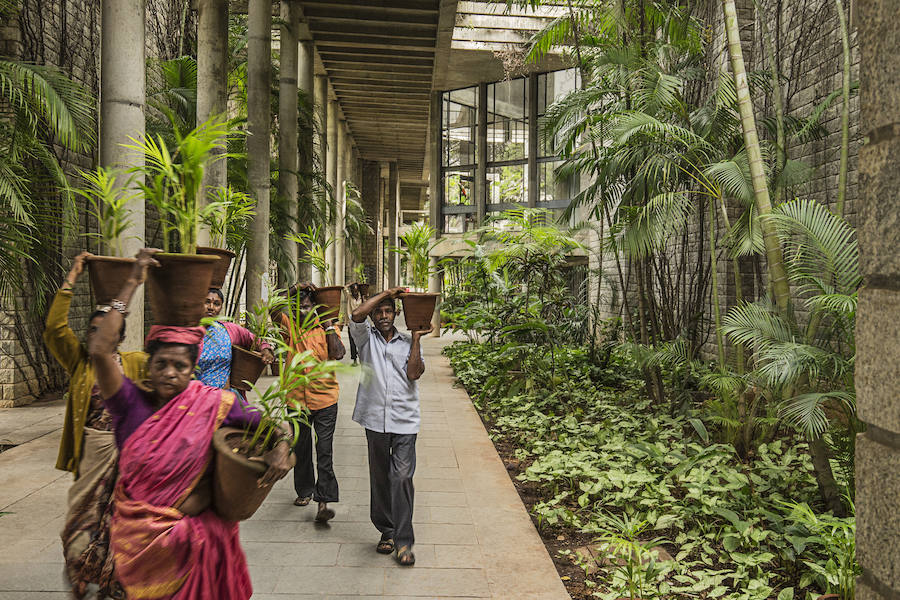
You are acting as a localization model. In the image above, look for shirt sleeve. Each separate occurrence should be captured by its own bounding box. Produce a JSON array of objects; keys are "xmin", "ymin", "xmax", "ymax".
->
[
  {"xmin": 222, "ymin": 392, "xmax": 262, "ymax": 430},
  {"xmin": 348, "ymin": 319, "xmax": 370, "ymax": 350},
  {"xmin": 103, "ymin": 376, "xmax": 140, "ymax": 422},
  {"xmin": 42, "ymin": 289, "xmax": 86, "ymax": 375}
]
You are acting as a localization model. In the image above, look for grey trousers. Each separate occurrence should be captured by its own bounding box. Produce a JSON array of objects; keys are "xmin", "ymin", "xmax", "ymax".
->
[{"xmin": 365, "ymin": 429, "xmax": 417, "ymax": 549}]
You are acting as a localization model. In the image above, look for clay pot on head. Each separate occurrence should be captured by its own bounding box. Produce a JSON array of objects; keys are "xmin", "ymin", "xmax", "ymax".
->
[
  {"xmin": 399, "ymin": 292, "xmax": 439, "ymax": 332},
  {"xmin": 313, "ymin": 285, "xmax": 343, "ymax": 322},
  {"xmin": 85, "ymin": 256, "xmax": 137, "ymax": 305},
  {"xmin": 229, "ymin": 345, "xmax": 266, "ymax": 392},
  {"xmin": 212, "ymin": 427, "xmax": 296, "ymax": 521},
  {"xmin": 145, "ymin": 253, "xmax": 220, "ymax": 326},
  {"xmin": 197, "ymin": 246, "xmax": 235, "ymax": 289}
]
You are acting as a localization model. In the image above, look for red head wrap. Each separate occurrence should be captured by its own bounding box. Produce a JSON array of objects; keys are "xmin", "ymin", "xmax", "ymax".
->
[{"xmin": 144, "ymin": 325, "xmax": 205, "ymax": 348}]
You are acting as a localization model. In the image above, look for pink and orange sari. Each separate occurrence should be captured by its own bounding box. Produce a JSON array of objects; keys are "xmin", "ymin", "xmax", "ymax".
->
[{"xmin": 109, "ymin": 381, "xmax": 253, "ymax": 600}]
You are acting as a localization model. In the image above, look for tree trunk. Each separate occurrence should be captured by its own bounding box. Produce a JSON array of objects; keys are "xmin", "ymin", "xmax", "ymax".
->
[
  {"xmin": 834, "ymin": 0, "xmax": 852, "ymax": 218},
  {"xmin": 721, "ymin": 0, "xmax": 792, "ymax": 317}
]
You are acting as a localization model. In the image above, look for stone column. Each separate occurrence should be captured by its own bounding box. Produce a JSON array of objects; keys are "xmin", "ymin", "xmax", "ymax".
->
[
  {"xmin": 335, "ymin": 120, "xmax": 346, "ymax": 287},
  {"xmin": 246, "ymin": 0, "xmax": 271, "ymax": 308},
  {"xmin": 196, "ymin": 0, "xmax": 228, "ymax": 247},
  {"xmin": 476, "ymin": 81, "xmax": 488, "ymax": 225},
  {"xmin": 428, "ymin": 255, "xmax": 441, "ymax": 336},
  {"xmin": 312, "ymin": 74, "xmax": 328, "ymax": 286},
  {"xmin": 277, "ymin": 0, "xmax": 300, "ymax": 286},
  {"xmin": 100, "ymin": 0, "xmax": 146, "ymax": 351},
  {"xmin": 378, "ymin": 161, "xmax": 390, "ymax": 290},
  {"xmin": 855, "ymin": 3, "xmax": 900, "ymax": 599},
  {"xmin": 326, "ymin": 97, "xmax": 339, "ymax": 283},
  {"xmin": 388, "ymin": 162, "xmax": 399, "ymax": 287},
  {"xmin": 296, "ymin": 40, "xmax": 314, "ymax": 282}
]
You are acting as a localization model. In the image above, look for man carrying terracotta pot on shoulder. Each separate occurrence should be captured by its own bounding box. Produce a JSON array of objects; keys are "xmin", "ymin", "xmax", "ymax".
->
[
  {"xmin": 348, "ymin": 286, "xmax": 431, "ymax": 567},
  {"xmin": 277, "ymin": 282, "xmax": 345, "ymax": 522}
]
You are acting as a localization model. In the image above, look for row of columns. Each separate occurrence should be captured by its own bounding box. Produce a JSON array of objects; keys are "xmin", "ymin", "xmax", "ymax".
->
[{"xmin": 99, "ymin": 0, "xmax": 360, "ymax": 348}]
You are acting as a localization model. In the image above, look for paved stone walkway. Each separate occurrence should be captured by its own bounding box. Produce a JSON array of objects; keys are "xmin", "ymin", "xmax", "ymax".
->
[{"xmin": 0, "ymin": 332, "xmax": 568, "ymax": 599}]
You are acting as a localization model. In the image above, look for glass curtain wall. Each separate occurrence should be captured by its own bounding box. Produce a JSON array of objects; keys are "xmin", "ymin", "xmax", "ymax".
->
[
  {"xmin": 439, "ymin": 69, "xmax": 579, "ymax": 233},
  {"xmin": 441, "ymin": 86, "xmax": 478, "ymax": 233}
]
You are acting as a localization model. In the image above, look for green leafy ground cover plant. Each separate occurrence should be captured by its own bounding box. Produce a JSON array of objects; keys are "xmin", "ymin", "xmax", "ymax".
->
[{"xmin": 444, "ymin": 341, "xmax": 857, "ymax": 600}]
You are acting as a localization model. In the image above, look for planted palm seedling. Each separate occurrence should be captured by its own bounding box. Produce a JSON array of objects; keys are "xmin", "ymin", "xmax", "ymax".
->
[
  {"xmin": 230, "ymin": 293, "xmax": 287, "ymax": 392},
  {"xmin": 198, "ymin": 186, "xmax": 254, "ymax": 288},
  {"xmin": 74, "ymin": 167, "xmax": 138, "ymax": 304},
  {"xmin": 125, "ymin": 116, "xmax": 235, "ymax": 326}
]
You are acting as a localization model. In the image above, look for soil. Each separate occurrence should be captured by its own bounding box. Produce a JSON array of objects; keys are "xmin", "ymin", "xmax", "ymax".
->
[{"xmin": 490, "ymin": 438, "xmax": 599, "ymax": 599}]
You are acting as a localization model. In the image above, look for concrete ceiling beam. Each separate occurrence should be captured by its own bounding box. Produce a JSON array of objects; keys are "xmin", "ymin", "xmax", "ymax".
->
[
  {"xmin": 301, "ymin": 0, "xmax": 439, "ymax": 14},
  {"xmin": 314, "ymin": 34, "xmax": 438, "ymax": 52},
  {"xmin": 455, "ymin": 12, "xmax": 552, "ymax": 30},
  {"xmin": 331, "ymin": 78, "xmax": 432, "ymax": 89},
  {"xmin": 452, "ymin": 27, "xmax": 531, "ymax": 43},
  {"xmin": 456, "ymin": 0, "xmax": 565, "ymax": 18},
  {"xmin": 302, "ymin": 5, "xmax": 438, "ymax": 23},
  {"xmin": 307, "ymin": 19, "xmax": 438, "ymax": 38}
]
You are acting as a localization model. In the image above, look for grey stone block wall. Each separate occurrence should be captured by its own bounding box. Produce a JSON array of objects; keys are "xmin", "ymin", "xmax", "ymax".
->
[{"xmin": 855, "ymin": 0, "xmax": 900, "ymax": 597}]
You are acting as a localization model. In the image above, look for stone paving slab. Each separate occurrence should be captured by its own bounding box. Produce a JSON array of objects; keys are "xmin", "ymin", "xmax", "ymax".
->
[{"xmin": 0, "ymin": 332, "xmax": 568, "ymax": 599}]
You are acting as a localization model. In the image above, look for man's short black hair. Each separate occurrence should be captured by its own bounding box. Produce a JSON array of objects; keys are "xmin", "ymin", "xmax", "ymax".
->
[
  {"xmin": 145, "ymin": 341, "xmax": 199, "ymax": 365},
  {"xmin": 88, "ymin": 310, "xmax": 126, "ymax": 340},
  {"xmin": 375, "ymin": 296, "xmax": 397, "ymax": 312}
]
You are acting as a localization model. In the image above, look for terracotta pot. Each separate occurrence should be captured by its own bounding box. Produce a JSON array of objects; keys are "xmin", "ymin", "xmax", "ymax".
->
[
  {"xmin": 356, "ymin": 283, "xmax": 370, "ymax": 298},
  {"xmin": 85, "ymin": 256, "xmax": 136, "ymax": 305},
  {"xmin": 197, "ymin": 246, "xmax": 235, "ymax": 289},
  {"xmin": 399, "ymin": 292, "xmax": 439, "ymax": 332},
  {"xmin": 145, "ymin": 253, "xmax": 220, "ymax": 326},
  {"xmin": 313, "ymin": 285, "xmax": 343, "ymax": 322},
  {"xmin": 212, "ymin": 427, "xmax": 296, "ymax": 521},
  {"xmin": 230, "ymin": 345, "xmax": 266, "ymax": 392}
]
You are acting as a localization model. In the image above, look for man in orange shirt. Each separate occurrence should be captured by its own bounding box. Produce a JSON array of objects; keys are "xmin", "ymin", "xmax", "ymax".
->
[{"xmin": 279, "ymin": 284, "xmax": 346, "ymax": 522}]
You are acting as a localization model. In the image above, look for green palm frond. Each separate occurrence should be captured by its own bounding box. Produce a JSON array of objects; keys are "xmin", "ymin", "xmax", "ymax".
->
[
  {"xmin": 619, "ymin": 191, "xmax": 693, "ymax": 259},
  {"xmin": 781, "ymin": 391, "xmax": 856, "ymax": 439},
  {"xmin": 767, "ymin": 198, "xmax": 861, "ymax": 296},
  {"xmin": 722, "ymin": 301, "xmax": 796, "ymax": 353}
]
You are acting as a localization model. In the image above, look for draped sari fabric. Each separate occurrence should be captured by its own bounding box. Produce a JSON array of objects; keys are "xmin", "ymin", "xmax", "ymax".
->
[{"xmin": 110, "ymin": 381, "xmax": 253, "ymax": 600}]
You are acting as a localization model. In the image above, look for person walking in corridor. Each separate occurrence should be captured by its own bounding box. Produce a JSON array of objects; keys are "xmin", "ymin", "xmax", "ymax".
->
[
  {"xmin": 348, "ymin": 287, "xmax": 431, "ymax": 566},
  {"xmin": 279, "ymin": 283, "xmax": 345, "ymax": 522}
]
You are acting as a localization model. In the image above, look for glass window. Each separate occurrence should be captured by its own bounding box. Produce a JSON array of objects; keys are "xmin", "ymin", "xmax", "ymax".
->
[
  {"xmin": 443, "ymin": 170, "xmax": 475, "ymax": 206},
  {"xmin": 537, "ymin": 160, "xmax": 570, "ymax": 204},
  {"xmin": 487, "ymin": 78, "xmax": 528, "ymax": 163},
  {"xmin": 487, "ymin": 164, "xmax": 526, "ymax": 207},
  {"xmin": 443, "ymin": 87, "xmax": 477, "ymax": 168},
  {"xmin": 537, "ymin": 69, "xmax": 578, "ymax": 157}
]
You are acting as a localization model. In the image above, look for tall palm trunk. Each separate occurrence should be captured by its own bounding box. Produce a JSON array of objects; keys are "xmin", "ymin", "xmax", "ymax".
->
[
  {"xmin": 722, "ymin": 0, "xmax": 843, "ymax": 515},
  {"xmin": 721, "ymin": 0, "xmax": 791, "ymax": 317},
  {"xmin": 834, "ymin": 0, "xmax": 851, "ymax": 217}
]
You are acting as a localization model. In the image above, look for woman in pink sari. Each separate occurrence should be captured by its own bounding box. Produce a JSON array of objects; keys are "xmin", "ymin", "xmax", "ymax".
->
[{"xmin": 89, "ymin": 249, "xmax": 293, "ymax": 600}]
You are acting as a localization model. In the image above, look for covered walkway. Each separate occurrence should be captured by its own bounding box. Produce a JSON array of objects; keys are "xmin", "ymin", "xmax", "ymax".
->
[{"xmin": 0, "ymin": 334, "xmax": 567, "ymax": 599}]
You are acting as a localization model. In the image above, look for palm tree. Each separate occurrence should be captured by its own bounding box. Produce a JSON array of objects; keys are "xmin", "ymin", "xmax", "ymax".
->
[{"xmin": 0, "ymin": 58, "xmax": 96, "ymax": 303}]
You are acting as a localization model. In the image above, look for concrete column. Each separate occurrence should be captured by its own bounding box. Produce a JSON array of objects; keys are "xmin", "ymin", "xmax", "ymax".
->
[
  {"xmin": 312, "ymin": 75, "xmax": 328, "ymax": 286},
  {"xmin": 428, "ymin": 255, "xmax": 441, "ymax": 336},
  {"xmin": 388, "ymin": 162, "xmax": 399, "ymax": 287},
  {"xmin": 335, "ymin": 120, "xmax": 346, "ymax": 287},
  {"xmin": 326, "ymin": 97, "xmax": 339, "ymax": 283},
  {"xmin": 100, "ymin": 0, "xmax": 146, "ymax": 351},
  {"xmin": 296, "ymin": 41, "xmax": 314, "ymax": 283},
  {"xmin": 196, "ymin": 0, "xmax": 228, "ymax": 247},
  {"xmin": 246, "ymin": 0, "xmax": 271, "ymax": 308},
  {"xmin": 378, "ymin": 161, "xmax": 390, "ymax": 290},
  {"xmin": 277, "ymin": 0, "xmax": 300, "ymax": 286},
  {"xmin": 476, "ymin": 82, "xmax": 488, "ymax": 224},
  {"xmin": 855, "ymin": 3, "xmax": 900, "ymax": 599},
  {"xmin": 429, "ymin": 91, "xmax": 442, "ymax": 235}
]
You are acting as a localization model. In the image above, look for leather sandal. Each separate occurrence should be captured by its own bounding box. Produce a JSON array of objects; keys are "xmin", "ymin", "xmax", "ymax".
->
[
  {"xmin": 395, "ymin": 545, "xmax": 415, "ymax": 566},
  {"xmin": 293, "ymin": 496, "xmax": 312, "ymax": 506},
  {"xmin": 376, "ymin": 536, "xmax": 394, "ymax": 554}
]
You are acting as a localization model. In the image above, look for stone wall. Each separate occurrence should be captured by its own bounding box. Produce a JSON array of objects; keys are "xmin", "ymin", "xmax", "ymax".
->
[
  {"xmin": 0, "ymin": 0, "xmax": 190, "ymax": 406},
  {"xmin": 855, "ymin": 1, "xmax": 900, "ymax": 597}
]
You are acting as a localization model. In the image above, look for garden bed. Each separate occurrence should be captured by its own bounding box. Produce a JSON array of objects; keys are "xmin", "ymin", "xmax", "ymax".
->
[{"xmin": 444, "ymin": 341, "xmax": 855, "ymax": 600}]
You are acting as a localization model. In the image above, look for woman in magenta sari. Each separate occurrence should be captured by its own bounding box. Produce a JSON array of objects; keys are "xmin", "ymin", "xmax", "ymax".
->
[{"xmin": 89, "ymin": 249, "xmax": 293, "ymax": 600}]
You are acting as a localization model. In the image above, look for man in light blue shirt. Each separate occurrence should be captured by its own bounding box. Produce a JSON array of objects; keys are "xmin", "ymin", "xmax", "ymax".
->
[{"xmin": 348, "ymin": 287, "xmax": 430, "ymax": 567}]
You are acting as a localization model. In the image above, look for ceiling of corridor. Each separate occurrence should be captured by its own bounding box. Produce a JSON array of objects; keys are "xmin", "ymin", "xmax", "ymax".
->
[{"xmin": 298, "ymin": 0, "xmax": 444, "ymax": 182}]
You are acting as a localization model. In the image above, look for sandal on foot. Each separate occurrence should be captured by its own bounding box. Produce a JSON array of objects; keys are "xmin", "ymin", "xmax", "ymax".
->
[
  {"xmin": 293, "ymin": 496, "xmax": 312, "ymax": 506},
  {"xmin": 376, "ymin": 536, "xmax": 395, "ymax": 554},
  {"xmin": 314, "ymin": 504, "xmax": 335, "ymax": 522},
  {"xmin": 395, "ymin": 546, "xmax": 415, "ymax": 566}
]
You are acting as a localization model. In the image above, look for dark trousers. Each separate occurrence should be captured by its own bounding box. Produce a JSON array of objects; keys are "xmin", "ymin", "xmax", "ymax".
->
[
  {"xmin": 365, "ymin": 429, "xmax": 417, "ymax": 549},
  {"xmin": 293, "ymin": 404, "xmax": 339, "ymax": 503},
  {"xmin": 349, "ymin": 334, "xmax": 358, "ymax": 361}
]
